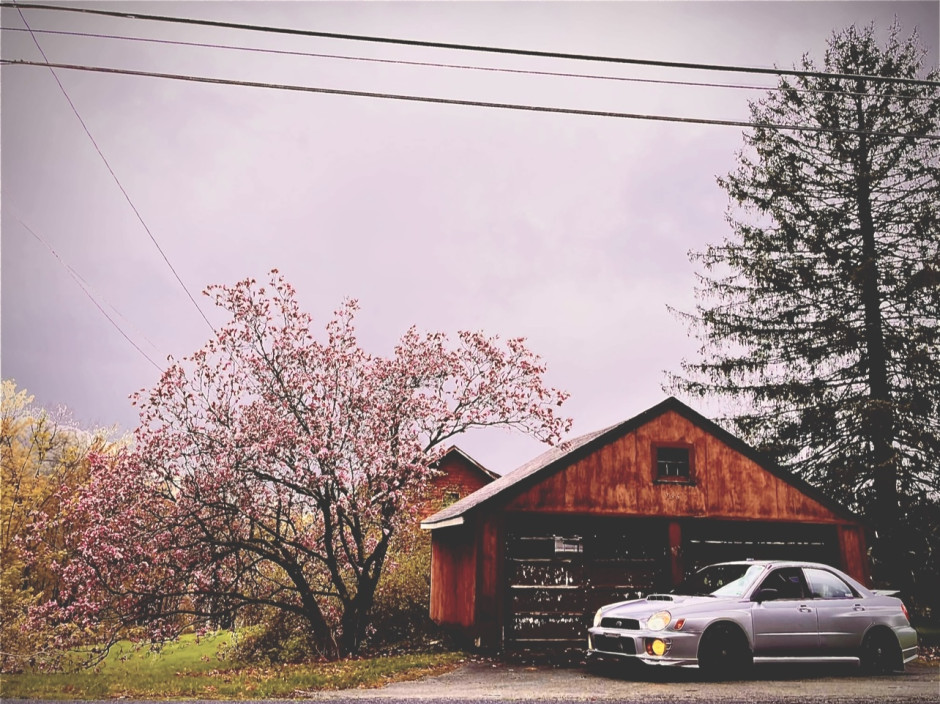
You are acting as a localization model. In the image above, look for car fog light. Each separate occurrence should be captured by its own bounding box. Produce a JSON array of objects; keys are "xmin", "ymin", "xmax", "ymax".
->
[{"xmin": 646, "ymin": 638, "xmax": 668, "ymax": 656}]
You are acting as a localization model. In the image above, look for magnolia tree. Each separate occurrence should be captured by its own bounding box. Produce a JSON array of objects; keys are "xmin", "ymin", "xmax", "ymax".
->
[{"xmin": 56, "ymin": 272, "xmax": 570, "ymax": 657}]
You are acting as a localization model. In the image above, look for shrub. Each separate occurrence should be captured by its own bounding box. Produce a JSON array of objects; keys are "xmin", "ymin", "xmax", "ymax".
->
[
  {"xmin": 222, "ymin": 524, "xmax": 439, "ymax": 663},
  {"xmin": 369, "ymin": 527, "xmax": 435, "ymax": 649},
  {"xmin": 222, "ymin": 613, "xmax": 326, "ymax": 664}
]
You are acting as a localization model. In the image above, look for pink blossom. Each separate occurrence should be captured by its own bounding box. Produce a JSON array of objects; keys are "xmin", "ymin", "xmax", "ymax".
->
[{"xmin": 48, "ymin": 271, "xmax": 570, "ymax": 657}]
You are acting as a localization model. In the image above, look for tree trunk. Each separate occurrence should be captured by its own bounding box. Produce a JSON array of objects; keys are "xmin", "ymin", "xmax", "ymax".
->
[
  {"xmin": 287, "ymin": 563, "xmax": 337, "ymax": 654},
  {"xmin": 853, "ymin": 112, "xmax": 902, "ymax": 588},
  {"xmin": 338, "ymin": 584, "xmax": 376, "ymax": 656},
  {"xmin": 337, "ymin": 531, "xmax": 392, "ymax": 656}
]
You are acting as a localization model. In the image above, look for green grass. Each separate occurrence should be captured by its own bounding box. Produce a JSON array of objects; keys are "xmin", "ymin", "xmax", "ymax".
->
[{"xmin": 1, "ymin": 632, "xmax": 465, "ymax": 700}]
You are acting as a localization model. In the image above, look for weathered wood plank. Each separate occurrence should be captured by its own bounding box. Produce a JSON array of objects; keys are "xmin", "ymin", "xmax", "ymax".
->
[
  {"xmin": 430, "ymin": 526, "xmax": 476, "ymax": 628},
  {"xmin": 506, "ymin": 410, "xmax": 844, "ymax": 523}
]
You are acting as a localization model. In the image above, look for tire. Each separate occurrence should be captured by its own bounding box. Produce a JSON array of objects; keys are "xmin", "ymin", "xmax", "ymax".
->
[
  {"xmin": 697, "ymin": 622, "xmax": 752, "ymax": 680},
  {"xmin": 860, "ymin": 629, "xmax": 900, "ymax": 675}
]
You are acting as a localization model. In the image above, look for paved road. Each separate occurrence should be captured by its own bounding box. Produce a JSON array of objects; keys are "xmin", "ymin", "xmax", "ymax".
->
[
  {"xmin": 298, "ymin": 660, "xmax": 940, "ymax": 702},
  {"xmin": 10, "ymin": 660, "xmax": 939, "ymax": 703}
]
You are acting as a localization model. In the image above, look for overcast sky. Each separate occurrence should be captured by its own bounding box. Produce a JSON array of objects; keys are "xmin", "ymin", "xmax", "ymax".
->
[{"xmin": 2, "ymin": 1, "xmax": 938, "ymax": 473}]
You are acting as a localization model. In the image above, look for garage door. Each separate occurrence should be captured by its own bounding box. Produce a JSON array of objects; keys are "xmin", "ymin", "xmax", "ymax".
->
[
  {"xmin": 503, "ymin": 518, "xmax": 843, "ymax": 649},
  {"xmin": 683, "ymin": 521, "xmax": 841, "ymax": 572},
  {"xmin": 505, "ymin": 518, "xmax": 670, "ymax": 648}
]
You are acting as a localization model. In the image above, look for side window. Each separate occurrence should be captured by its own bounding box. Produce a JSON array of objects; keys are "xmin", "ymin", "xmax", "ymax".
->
[
  {"xmin": 758, "ymin": 567, "xmax": 806, "ymax": 600},
  {"xmin": 804, "ymin": 568, "xmax": 856, "ymax": 599}
]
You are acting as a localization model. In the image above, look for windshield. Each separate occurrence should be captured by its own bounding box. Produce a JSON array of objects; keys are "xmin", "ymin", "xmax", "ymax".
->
[{"xmin": 673, "ymin": 564, "xmax": 765, "ymax": 597}]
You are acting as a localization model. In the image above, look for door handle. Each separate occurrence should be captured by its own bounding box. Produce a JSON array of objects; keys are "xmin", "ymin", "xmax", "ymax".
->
[
  {"xmin": 853, "ymin": 604, "xmax": 866, "ymax": 611},
  {"xmin": 799, "ymin": 605, "xmax": 813, "ymax": 613}
]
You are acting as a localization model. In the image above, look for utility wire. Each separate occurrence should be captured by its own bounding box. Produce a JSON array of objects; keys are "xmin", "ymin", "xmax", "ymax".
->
[
  {"xmin": 4, "ymin": 58, "xmax": 939, "ymax": 142},
  {"xmin": 11, "ymin": 5, "xmax": 216, "ymax": 335},
  {"xmin": 13, "ymin": 216, "xmax": 165, "ymax": 374},
  {"xmin": 3, "ymin": 1, "xmax": 937, "ymax": 89},
  {"xmin": 3, "ymin": 25, "xmax": 936, "ymax": 104}
]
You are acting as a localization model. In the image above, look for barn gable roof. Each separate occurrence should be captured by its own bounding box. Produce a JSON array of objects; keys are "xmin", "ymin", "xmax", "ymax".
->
[
  {"xmin": 421, "ymin": 396, "xmax": 859, "ymax": 529},
  {"xmin": 436, "ymin": 446, "xmax": 500, "ymax": 482}
]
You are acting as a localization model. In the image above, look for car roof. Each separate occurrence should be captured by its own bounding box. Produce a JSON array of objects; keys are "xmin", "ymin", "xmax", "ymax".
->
[
  {"xmin": 703, "ymin": 560, "xmax": 873, "ymax": 595},
  {"xmin": 708, "ymin": 560, "xmax": 834, "ymax": 568}
]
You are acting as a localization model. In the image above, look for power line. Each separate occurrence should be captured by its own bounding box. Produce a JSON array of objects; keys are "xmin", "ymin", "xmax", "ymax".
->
[
  {"xmin": 3, "ymin": 1, "xmax": 937, "ymax": 89},
  {"xmin": 11, "ymin": 4, "xmax": 216, "ymax": 335},
  {"xmin": 13, "ymin": 215, "xmax": 165, "ymax": 374},
  {"xmin": 4, "ymin": 58, "xmax": 939, "ymax": 142},
  {"xmin": 4, "ymin": 25, "xmax": 935, "ymax": 104}
]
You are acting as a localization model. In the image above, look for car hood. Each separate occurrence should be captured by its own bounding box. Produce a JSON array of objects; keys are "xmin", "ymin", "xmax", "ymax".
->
[{"xmin": 599, "ymin": 594, "xmax": 745, "ymax": 619}]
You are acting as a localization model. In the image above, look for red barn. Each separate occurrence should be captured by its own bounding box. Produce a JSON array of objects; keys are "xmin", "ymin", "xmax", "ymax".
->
[
  {"xmin": 419, "ymin": 446, "xmax": 499, "ymax": 520},
  {"xmin": 421, "ymin": 397, "xmax": 868, "ymax": 651}
]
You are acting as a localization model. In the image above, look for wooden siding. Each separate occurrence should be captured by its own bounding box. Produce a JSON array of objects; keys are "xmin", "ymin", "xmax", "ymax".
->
[
  {"xmin": 420, "ymin": 451, "xmax": 495, "ymax": 520},
  {"xmin": 838, "ymin": 524, "xmax": 870, "ymax": 585},
  {"xmin": 476, "ymin": 516, "xmax": 503, "ymax": 644},
  {"xmin": 506, "ymin": 410, "xmax": 844, "ymax": 523},
  {"xmin": 429, "ymin": 527, "xmax": 477, "ymax": 628}
]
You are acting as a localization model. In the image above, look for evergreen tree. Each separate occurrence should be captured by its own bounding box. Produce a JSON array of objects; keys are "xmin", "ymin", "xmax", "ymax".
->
[{"xmin": 670, "ymin": 23, "xmax": 940, "ymax": 589}]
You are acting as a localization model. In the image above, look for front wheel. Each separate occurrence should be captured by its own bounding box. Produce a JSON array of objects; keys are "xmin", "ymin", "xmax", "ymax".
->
[
  {"xmin": 697, "ymin": 622, "xmax": 752, "ymax": 680},
  {"xmin": 860, "ymin": 629, "xmax": 901, "ymax": 675}
]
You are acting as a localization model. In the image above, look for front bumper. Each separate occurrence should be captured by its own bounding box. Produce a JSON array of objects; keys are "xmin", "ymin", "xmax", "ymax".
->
[{"xmin": 587, "ymin": 626, "xmax": 701, "ymax": 667}]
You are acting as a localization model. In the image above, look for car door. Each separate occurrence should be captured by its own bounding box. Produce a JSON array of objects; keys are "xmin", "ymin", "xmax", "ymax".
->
[
  {"xmin": 750, "ymin": 567, "xmax": 818, "ymax": 656},
  {"xmin": 804, "ymin": 567, "xmax": 869, "ymax": 655}
]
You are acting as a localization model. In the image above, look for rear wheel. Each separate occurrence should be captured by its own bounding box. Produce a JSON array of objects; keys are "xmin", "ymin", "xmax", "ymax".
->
[
  {"xmin": 860, "ymin": 629, "xmax": 901, "ymax": 675},
  {"xmin": 697, "ymin": 622, "xmax": 752, "ymax": 680}
]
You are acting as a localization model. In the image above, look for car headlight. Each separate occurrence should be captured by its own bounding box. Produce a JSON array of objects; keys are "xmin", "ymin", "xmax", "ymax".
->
[
  {"xmin": 593, "ymin": 607, "xmax": 605, "ymax": 628},
  {"xmin": 646, "ymin": 610, "xmax": 671, "ymax": 630}
]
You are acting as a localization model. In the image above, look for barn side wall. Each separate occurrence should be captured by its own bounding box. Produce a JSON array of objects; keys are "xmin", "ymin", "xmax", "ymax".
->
[
  {"xmin": 838, "ymin": 523, "xmax": 870, "ymax": 585},
  {"xmin": 429, "ymin": 525, "xmax": 478, "ymax": 629},
  {"xmin": 421, "ymin": 454, "xmax": 494, "ymax": 520}
]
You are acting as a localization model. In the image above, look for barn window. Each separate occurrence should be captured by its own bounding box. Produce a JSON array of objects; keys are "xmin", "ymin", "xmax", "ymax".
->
[
  {"xmin": 654, "ymin": 445, "xmax": 693, "ymax": 483},
  {"xmin": 553, "ymin": 536, "xmax": 583, "ymax": 554}
]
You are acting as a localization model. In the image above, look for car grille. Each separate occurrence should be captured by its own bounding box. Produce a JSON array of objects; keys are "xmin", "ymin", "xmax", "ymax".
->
[
  {"xmin": 593, "ymin": 634, "xmax": 637, "ymax": 655},
  {"xmin": 600, "ymin": 617, "xmax": 640, "ymax": 629}
]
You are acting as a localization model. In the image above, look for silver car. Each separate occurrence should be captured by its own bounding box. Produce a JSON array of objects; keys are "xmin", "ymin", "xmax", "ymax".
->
[{"xmin": 587, "ymin": 560, "xmax": 918, "ymax": 677}]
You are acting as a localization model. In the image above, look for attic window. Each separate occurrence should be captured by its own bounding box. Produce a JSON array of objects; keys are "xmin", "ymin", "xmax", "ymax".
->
[{"xmin": 654, "ymin": 445, "xmax": 692, "ymax": 483}]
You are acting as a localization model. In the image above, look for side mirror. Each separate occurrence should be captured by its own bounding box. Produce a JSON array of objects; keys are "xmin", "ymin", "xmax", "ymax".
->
[{"xmin": 754, "ymin": 588, "xmax": 780, "ymax": 603}]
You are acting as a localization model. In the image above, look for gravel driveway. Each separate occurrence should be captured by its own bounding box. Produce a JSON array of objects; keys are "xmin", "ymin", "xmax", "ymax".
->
[{"xmin": 301, "ymin": 659, "xmax": 940, "ymax": 702}]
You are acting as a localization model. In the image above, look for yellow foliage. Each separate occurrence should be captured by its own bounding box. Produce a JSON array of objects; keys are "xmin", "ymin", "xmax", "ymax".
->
[{"xmin": 0, "ymin": 380, "xmax": 126, "ymax": 672}]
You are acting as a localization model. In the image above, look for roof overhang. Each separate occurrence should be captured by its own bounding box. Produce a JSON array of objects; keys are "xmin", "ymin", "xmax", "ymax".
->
[
  {"xmin": 418, "ymin": 397, "xmax": 864, "ymax": 529},
  {"xmin": 420, "ymin": 516, "xmax": 465, "ymax": 530}
]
